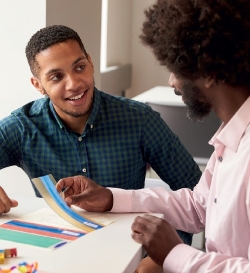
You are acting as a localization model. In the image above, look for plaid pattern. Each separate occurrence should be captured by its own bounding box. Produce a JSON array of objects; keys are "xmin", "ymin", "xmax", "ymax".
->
[{"xmin": 0, "ymin": 88, "xmax": 201, "ymax": 245}]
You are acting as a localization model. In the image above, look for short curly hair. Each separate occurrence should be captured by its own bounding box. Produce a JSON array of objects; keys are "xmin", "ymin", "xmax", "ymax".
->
[
  {"xmin": 25, "ymin": 25, "xmax": 88, "ymax": 76},
  {"xmin": 140, "ymin": 0, "xmax": 250, "ymax": 87}
]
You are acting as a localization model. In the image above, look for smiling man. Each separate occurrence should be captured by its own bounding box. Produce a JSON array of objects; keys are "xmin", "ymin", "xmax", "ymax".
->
[
  {"xmin": 0, "ymin": 25, "xmax": 202, "ymax": 273},
  {"xmin": 30, "ymin": 39, "xmax": 95, "ymax": 134}
]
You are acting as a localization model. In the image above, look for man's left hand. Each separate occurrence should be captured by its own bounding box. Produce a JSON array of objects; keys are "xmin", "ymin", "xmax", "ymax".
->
[{"xmin": 131, "ymin": 214, "xmax": 183, "ymax": 266}]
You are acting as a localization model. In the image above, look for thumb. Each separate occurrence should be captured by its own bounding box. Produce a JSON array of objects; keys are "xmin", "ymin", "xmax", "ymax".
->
[{"xmin": 10, "ymin": 199, "xmax": 18, "ymax": 208}]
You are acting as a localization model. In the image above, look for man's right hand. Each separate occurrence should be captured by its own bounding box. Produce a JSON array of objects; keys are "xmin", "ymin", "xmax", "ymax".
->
[
  {"xmin": 56, "ymin": 176, "xmax": 113, "ymax": 212},
  {"xmin": 0, "ymin": 187, "xmax": 18, "ymax": 214}
]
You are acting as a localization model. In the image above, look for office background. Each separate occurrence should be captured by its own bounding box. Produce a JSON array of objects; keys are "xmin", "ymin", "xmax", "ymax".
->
[{"xmin": 0, "ymin": 0, "xmax": 206, "ymax": 250}]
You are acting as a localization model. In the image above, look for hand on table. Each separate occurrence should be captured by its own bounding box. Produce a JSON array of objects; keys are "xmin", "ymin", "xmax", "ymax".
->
[
  {"xmin": 134, "ymin": 256, "xmax": 163, "ymax": 273},
  {"xmin": 56, "ymin": 176, "xmax": 113, "ymax": 212},
  {"xmin": 132, "ymin": 214, "xmax": 183, "ymax": 266},
  {"xmin": 0, "ymin": 186, "xmax": 18, "ymax": 214}
]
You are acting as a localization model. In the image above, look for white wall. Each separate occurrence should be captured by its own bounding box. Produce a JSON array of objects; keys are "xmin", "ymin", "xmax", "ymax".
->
[
  {"xmin": 105, "ymin": 0, "xmax": 170, "ymax": 98},
  {"xmin": 106, "ymin": 0, "xmax": 132, "ymax": 67},
  {"xmin": 130, "ymin": 0, "xmax": 170, "ymax": 97},
  {"xmin": 0, "ymin": 0, "xmax": 103, "ymax": 196},
  {"xmin": 46, "ymin": 0, "xmax": 102, "ymax": 88},
  {"xmin": 0, "ymin": 1, "xmax": 46, "ymax": 196},
  {"xmin": 0, "ymin": 1, "xmax": 45, "ymax": 119}
]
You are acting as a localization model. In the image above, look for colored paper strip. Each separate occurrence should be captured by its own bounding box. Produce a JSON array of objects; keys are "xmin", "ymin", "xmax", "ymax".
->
[{"xmin": 0, "ymin": 229, "xmax": 63, "ymax": 248}]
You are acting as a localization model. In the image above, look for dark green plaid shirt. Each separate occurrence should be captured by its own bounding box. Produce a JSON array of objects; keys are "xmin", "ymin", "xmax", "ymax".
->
[{"xmin": 0, "ymin": 87, "xmax": 201, "ymax": 244}]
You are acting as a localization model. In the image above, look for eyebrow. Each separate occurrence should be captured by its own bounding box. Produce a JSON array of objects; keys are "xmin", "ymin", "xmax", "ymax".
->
[{"xmin": 45, "ymin": 56, "xmax": 87, "ymax": 76}]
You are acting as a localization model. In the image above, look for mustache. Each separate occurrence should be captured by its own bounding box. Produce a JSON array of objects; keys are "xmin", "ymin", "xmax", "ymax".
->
[{"xmin": 174, "ymin": 89, "xmax": 182, "ymax": 96}]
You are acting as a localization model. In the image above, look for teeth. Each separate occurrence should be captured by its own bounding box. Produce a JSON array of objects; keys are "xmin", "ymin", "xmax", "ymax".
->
[{"xmin": 69, "ymin": 93, "xmax": 84, "ymax": 100}]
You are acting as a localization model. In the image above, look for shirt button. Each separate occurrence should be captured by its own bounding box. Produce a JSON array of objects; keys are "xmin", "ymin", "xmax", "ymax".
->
[
  {"xmin": 82, "ymin": 168, "xmax": 87, "ymax": 173},
  {"xmin": 218, "ymin": 156, "xmax": 223, "ymax": 162},
  {"xmin": 78, "ymin": 137, "xmax": 82, "ymax": 141},
  {"xmin": 214, "ymin": 198, "xmax": 217, "ymax": 203},
  {"xmin": 90, "ymin": 125, "xmax": 94, "ymax": 129}
]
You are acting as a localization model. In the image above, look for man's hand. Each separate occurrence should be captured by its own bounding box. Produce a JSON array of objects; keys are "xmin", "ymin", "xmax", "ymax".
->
[
  {"xmin": 134, "ymin": 256, "xmax": 163, "ymax": 273},
  {"xmin": 0, "ymin": 187, "xmax": 18, "ymax": 214},
  {"xmin": 131, "ymin": 214, "xmax": 183, "ymax": 266},
  {"xmin": 56, "ymin": 176, "xmax": 113, "ymax": 212}
]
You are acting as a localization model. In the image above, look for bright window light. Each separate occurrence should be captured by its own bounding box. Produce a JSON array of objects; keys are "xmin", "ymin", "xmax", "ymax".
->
[{"xmin": 101, "ymin": 0, "xmax": 108, "ymax": 72}]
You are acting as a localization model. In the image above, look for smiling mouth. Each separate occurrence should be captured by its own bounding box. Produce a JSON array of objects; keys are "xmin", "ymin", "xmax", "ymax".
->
[{"xmin": 67, "ymin": 91, "xmax": 86, "ymax": 101}]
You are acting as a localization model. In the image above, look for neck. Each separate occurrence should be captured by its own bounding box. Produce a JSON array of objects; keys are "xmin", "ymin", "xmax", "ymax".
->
[{"xmin": 213, "ymin": 85, "xmax": 250, "ymax": 124}]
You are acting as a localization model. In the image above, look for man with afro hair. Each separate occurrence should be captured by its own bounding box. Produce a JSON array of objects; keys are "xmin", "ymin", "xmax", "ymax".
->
[{"xmin": 56, "ymin": 0, "xmax": 250, "ymax": 272}]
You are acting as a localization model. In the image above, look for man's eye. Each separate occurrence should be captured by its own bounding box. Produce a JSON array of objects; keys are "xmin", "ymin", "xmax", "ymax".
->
[
  {"xmin": 76, "ymin": 65, "xmax": 85, "ymax": 71},
  {"xmin": 51, "ymin": 74, "xmax": 62, "ymax": 81}
]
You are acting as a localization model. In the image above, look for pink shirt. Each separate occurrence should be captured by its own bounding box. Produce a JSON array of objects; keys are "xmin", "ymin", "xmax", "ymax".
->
[{"xmin": 110, "ymin": 96, "xmax": 250, "ymax": 273}]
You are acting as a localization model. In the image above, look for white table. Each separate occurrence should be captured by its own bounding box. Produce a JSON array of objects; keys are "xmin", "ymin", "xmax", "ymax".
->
[{"xmin": 0, "ymin": 195, "xmax": 151, "ymax": 273}]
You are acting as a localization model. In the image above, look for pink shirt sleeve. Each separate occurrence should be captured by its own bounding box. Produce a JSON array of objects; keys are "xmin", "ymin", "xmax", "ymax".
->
[
  {"xmin": 164, "ymin": 244, "xmax": 250, "ymax": 273},
  {"xmin": 110, "ymin": 186, "xmax": 206, "ymax": 234},
  {"xmin": 108, "ymin": 188, "xmax": 133, "ymax": 212}
]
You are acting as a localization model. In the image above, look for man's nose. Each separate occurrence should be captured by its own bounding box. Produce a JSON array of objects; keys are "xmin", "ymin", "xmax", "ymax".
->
[
  {"xmin": 66, "ymin": 74, "xmax": 81, "ymax": 91},
  {"xmin": 168, "ymin": 73, "xmax": 175, "ymax": 87}
]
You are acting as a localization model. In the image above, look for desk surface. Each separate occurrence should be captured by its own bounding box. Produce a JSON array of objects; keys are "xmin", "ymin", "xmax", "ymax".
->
[
  {"xmin": 0, "ymin": 195, "xmax": 147, "ymax": 273},
  {"xmin": 132, "ymin": 86, "xmax": 184, "ymax": 107}
]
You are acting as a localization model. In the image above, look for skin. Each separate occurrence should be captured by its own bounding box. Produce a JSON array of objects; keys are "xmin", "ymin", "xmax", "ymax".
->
[
  {"xmin": 56, "ymin": 176, "xmax": 113, "ymax": 212},
  {"xmin": 131, "ymin": 214, "xmax": 183, "ymax": 265},
  {"xmin": 31, "ymin": 40, "xmax": 95, "ymax": 134},
  {"xmin": 170, "ymin": 73, "xmax": 213, "ymax": 122},
  {"xmin": 133, "ymin": 256, "xmax": 162, "ymax": 273},
  {"xmin": 169, "ymin": 73, "xmax": 250, "ymax": 124},
  {"xmin": 0, "ymin": 188, "xmax": 18, "ymax": 213}
]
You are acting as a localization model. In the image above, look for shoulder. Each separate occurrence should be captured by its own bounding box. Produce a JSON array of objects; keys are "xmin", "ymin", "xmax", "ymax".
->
[
  {"xmin": 11, "ymin": 97, "xmax": 50, "ymax": 117},
  {"xmin": 0, "ymin": 98, "xmax": 50, "ymax": 129}
]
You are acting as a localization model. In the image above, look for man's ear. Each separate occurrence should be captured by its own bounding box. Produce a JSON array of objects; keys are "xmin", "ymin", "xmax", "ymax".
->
[
  {"xmin": 31, "ymin": 77, "xmax": 46, "ymax": 95},
  {"xmin": 204, "ymin": 77, "xmax": 215, "ymax": 88}
]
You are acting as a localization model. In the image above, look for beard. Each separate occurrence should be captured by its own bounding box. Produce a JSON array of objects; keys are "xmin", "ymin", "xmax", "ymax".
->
[{"xmin": 176, "ymin": 82, "xmax": 212, "ymax": 122}]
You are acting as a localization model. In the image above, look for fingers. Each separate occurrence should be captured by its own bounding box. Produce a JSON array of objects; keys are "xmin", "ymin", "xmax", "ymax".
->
[
  {"xmin": 0, "ymin": 187, "xmax": 18, "ymax": 214},
  {"xmin": 131, "ymin": 214, "xmax": 183, "ymax": 266},
  {"xmin": 132, "ymin": 215, "xmax": 158, "ymax": 235},
  {"xmin": 66, "ymin": 191, "xmax": 93, "ymax": 205},
  {"xmin": 56, "ymin": 176, "xmax": 113, "ymax": 212},
  {"xmin": 10, "ymin": 199, "xmax": 18, "ymax": 208},
  {"xmin": 62, "ymin": 187, "xmax": 74, "ymax": 200},
  {"xmin": 132, "ymin": 231, "xmax": 145, "ymax": 244},
  {"xmin": 131, "ymin": 215, "xmax": 151, "ymax": 244},
  {"xmin": 56, "ymin": 177, "xmax": 75, "ymax": 192},
  {"xmin": 56, "ymin": 176, "xmax": 90, "ymax": 195}
]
